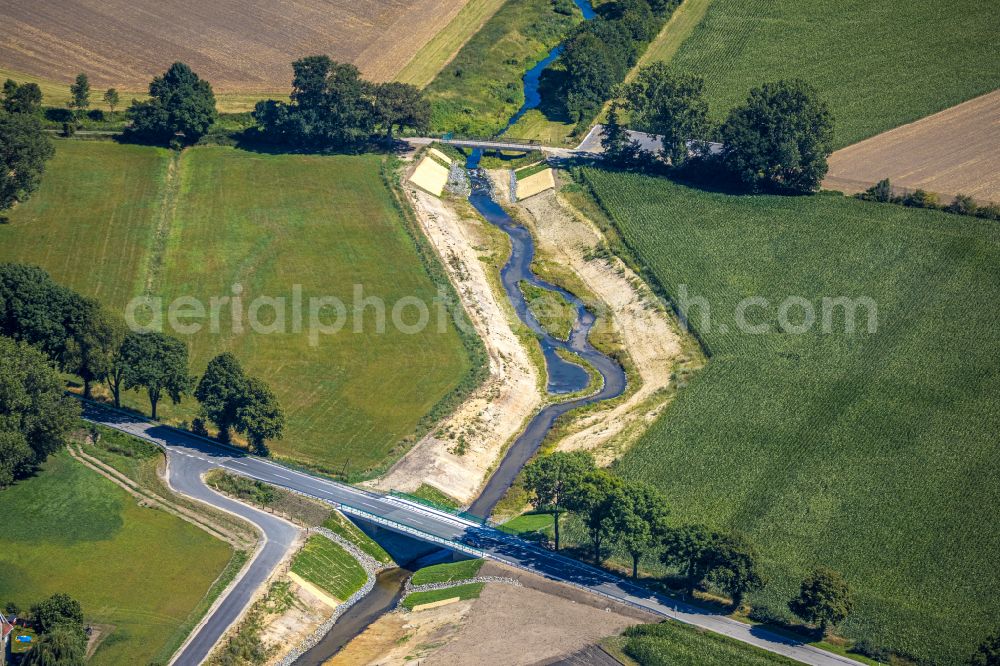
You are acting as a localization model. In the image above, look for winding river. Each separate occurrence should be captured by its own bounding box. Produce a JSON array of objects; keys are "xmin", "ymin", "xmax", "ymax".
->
[
  {"xmin": 296, "ymin": 1, "xmax": 623, "ymax": 659},
  {"xmin": 466, "ymin": 0, "xmax": 626, "ymax": 517}
]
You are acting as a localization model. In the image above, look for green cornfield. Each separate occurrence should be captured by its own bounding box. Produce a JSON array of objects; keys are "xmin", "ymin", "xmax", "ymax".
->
[
  {"xmin": 667, "ymin": 0, "xmax": 1000, "ymax": 147},
  {"xmin": 623, "ymin": 621, "xmax": 799, "ymax": 665},
  {"xmin": 580, "ymin": 167, "xmax": 1000, "ymax": 664}
]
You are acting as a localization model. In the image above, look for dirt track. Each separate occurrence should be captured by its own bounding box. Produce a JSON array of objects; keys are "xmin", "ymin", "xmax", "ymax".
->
[
  {"xmin": 0, "ymin": 0, "xmax": 468, "ymax": 91},
  {"xmin": 824, "ymin": 90, "xmax": 1000, "ymax": 204}
]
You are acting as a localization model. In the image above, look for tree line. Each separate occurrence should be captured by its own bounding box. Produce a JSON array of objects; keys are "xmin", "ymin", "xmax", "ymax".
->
[
  {"xmin": 0, "ymin": 263, "xmax": 284, "ymax": 489},
  {"xmin": 601, "ymin": 64, "xmax": 835, "ymax": 194},
  {"xmin": 551, "ymin": 0, "xmax": 682, "ymax": 130},
  {"xmin": 857, "ymin": 177, "xmax": 1000, "ymax": 220},
  {"xmin": 0, "ymin": 57, "xmax": 433, "ymax": 216},
  {"xmin": 522, "ymin": 450, "xmax": 854, "ymax": 639}
]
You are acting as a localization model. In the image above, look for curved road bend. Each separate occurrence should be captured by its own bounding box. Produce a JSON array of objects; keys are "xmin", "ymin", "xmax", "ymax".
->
[
  {"xmin": 82, "ymin": 403, "xmax": 862, "ymax": 666},
  {"xmin": 80, "ymin": 403, "xmax": 300, "ymax": 666}
]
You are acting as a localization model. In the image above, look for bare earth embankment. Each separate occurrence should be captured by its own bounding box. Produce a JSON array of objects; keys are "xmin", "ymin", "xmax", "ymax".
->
[
  {"xmin": 0, "ymin": 0, "xmax": 468, "ymax": 91},
  {"xmin": 516, "ymin": 187, "xmax": 694, "ymax": 461},
  {"xmin": 331, "ymin": 561, "xmax": 652, "ymax": 665},
  {"xmin": 824, "ymin": 90, "xmax": 1000, "ymax": 203},
  {"xmin": 372, "ymin": 182, "xmax": 543, "ymax": 503}
]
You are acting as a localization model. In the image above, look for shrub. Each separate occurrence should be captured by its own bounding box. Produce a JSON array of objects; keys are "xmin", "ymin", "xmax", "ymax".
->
[
  {"xmin": 901, "ymin": 188, "xmax": 939, "ymax": 209},
  {"xmin": 858, "ymin": 178, "xmax": 893, "ymax": 203}
]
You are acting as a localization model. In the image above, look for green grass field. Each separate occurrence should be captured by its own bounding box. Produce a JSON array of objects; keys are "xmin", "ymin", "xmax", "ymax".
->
[
  {"xmin": 0, "ymin": 141, "xmax": 477, "ymax": 476},
  {"xmin": 411, "ymin": 558, "xmax": 484, "ymax": 586},
  {"xmin": 402, "ymin": 582, "xmax": 485, "ymax": 610},
  {"xmin": 580, "ymin": 168, "xmax": 1000, "ymax": 664},
  {"xmin": 425, "ymin": 0, "xmax": 582, "ymax": 136},
  {"xmin": 620, "ymin": 621, "xmax": 799, "ymax": 665},
  {"xmin": 665, "ymin": 0, "xmax": 1000, "ymax": 147},
  {"xmin": 0, "ymin": 140, "xmax": 169, "ymax": 309},
  {"xmin": 291, "ymin": 535, "xmax": 368, "ymax": 601},
  {"xmin": 0, "ymin": 453, "xmax": 232, "ymax": 665}
]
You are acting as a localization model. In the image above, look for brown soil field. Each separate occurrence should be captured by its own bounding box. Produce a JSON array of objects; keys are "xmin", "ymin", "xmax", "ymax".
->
[
  {"xmin": 824, "ymin": 90, "xmax": 1000, "ymax": 204},
  {"xmin": 0, "ymin": 0, "xmax": 469, "ymax": 92},
  {"xmin": 330, "ymin": 561, "xmax": 653, "ymax": 665}
]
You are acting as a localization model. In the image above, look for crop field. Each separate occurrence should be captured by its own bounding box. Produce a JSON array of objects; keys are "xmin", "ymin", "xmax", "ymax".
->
[
  {"xmin": 0, "ymin": 0, "xmax": 468, "ymax": 93},
  {"xmin": 580, "ymin": 168, "xmax": 1000, "ymax": 664},
  {"xmin": 0, "ymin": 453, "xmax": 232, "ymax": 665},
  {"xmin": 666, "ymin": 0, "xmax": 1000, "ymax": 147},
  {"xmin": 824, "ymin": 90, "xmax": 1000, "ymax": 204},
  {"xmin": 425, "ymin": 0, "xmax": 582, "ymax": 136},
  {"xmin": 0, "ymin": 141, "xmax": 476, "ymax": 476},
  {"xmin": 291, "ymin": 535, "xmax": 367, "ymax": 600},
  {"xmin": 621, "ymin": 621, "xmax": 799, "ymax": 666}
]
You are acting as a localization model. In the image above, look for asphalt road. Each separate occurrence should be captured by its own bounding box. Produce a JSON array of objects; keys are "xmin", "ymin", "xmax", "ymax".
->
[
  {"xmin": 81, "ymin": 403, "xmax": 300, "ymax": 666},
  {"xmin": 82, "ymin": 403, "xmax": 863, "ymax": 666}
]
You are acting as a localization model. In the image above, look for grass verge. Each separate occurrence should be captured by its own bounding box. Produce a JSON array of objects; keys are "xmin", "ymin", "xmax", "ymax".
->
[
  {"xmin": 411, "ymin": 559, "xmax": 484, "ymax": 586},
  {"xmin": 402, "ymin": 582, "xmax": 485, "ymax": 610}
]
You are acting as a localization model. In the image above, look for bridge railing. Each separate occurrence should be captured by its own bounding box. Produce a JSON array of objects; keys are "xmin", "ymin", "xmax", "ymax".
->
[
  {"xmin": 426, "ymin": 133, "xmax": 543, "ymax": 148},
  {"xmin": 334, "ymin": 502, "xmax": 488, "ymax": 558}
]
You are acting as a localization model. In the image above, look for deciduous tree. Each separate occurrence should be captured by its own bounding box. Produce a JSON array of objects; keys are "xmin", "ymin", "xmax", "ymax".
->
[
  {"xmin": 121, "ymin": 331, "xmax": 191, "ymax": 419},
  {"xmin": 720, "ymin": 79, "xmax": 833, "ymax": 194},
  {"xmin": 235, "ymin": 377, "xmax": 284, "ymax": 455},
  {"xmin": 788, "ymin": 567, "xmax": 854, "ymax": 637},
  {"xmin": 705, "ymin": 532, "xmax": 765, "ymax": 609},
  {"xmin": 195, "ymin": 352, "xmax": 247, "ymax": 442},
  {"xmin": 69, "ymin": 73, "xmax": 90, "ymax": 115},
  {"xmin": 127, "ymin": 62, "xmax": 217, "ymax": 144},
  {"xmin": 660, "ymin": 524, "xmax": 716, "ymax": 596},
  {"xmin": 566, "ymin": 469, "xmax": 623, "ymax": 564},
  {"xmin": 523, "ymin": 451, "xmax": 595, "ymax": 550},
  {"xmin": 0, "ymin": 336, "xmax": 79, "ymax": 486},
  {"xmin": 102, "ymin": 88, "xmax": 120, "ymax": 114},
  {"xmin": 3, "ymin": 80, "xmax": 43, "ymax": 115},
  {"xmin": 30, "ymin": 593, "xmax": 84, "ymax": 634},
  {"xmin": 0, "ymin": 110, "xmax": 54, "ymax": 212},
  {"xmin": 625, "ymin": 64, "xmax": 709, "ymax": 166},
  {"xmin": 22, "ymin": 624, "xmax": 85, "ymax": 666},
  {"xmin": 609, "ymin": 481, "xmax": 669, "ymax": 578},
  {"xmin": 374, "ymin": 81, "xmax": 430, "ymax": 138}
]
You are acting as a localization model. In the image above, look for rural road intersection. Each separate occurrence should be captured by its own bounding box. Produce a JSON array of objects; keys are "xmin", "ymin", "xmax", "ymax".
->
[{"xmin": 81, "ymin": 403, "xmax": 863, "ymax": 666}]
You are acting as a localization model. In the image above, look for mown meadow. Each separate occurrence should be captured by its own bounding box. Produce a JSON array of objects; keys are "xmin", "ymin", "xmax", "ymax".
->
[
  {"xmin": 0, "ymin": 453, "xmax": 233, "ymax": 664},
  {"xmin": 0, "ymin": 140, "xmax": 480, "ymax": 476},
  {"xmin": 579, "ymin": 168, "xmax": 1000, "ymax": 664},
  {"xmin": 666, "ymin": 0, "xmax": 1000, "ymax": 147}
]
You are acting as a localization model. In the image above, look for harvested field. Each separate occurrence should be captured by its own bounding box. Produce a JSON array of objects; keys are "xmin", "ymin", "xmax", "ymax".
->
[
  {"xmin": 824, "ymin": 90, "xmax": 1000, "ymax": 204},
  {"xmin": 0, "ymin": 0, "xmax": 468, "ymax": 93}
]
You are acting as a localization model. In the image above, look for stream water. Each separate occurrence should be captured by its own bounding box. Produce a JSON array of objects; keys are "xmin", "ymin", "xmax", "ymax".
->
[
  {"xmin": 297, "ymin": 1, "xmax": 623, "ymax": 659},
  {"xmin": 466, "ymin": 0, "xmax": 627, "ymax": 517}
]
